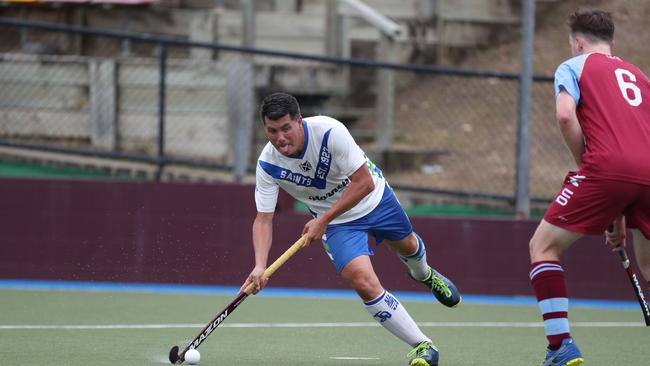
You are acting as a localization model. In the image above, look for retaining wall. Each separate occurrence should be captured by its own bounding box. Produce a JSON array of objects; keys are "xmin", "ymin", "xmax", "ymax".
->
[{"xmin": 0, "ymin": 177, "xmax": 636, "ymax": 300}]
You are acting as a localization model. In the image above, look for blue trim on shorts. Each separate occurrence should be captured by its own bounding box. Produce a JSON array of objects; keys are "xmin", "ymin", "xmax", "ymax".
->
[{"xmin": 323, "ymin": 184, "xmax": 413, "ymax": 273}]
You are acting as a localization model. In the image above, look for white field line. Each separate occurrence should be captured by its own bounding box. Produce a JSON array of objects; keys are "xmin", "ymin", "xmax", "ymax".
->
[{"xmin": 0, "ymin": 321, "xmax": 644, "ymax": 330}]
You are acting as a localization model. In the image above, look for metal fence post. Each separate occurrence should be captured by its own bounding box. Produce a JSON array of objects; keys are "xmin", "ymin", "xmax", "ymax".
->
[
  {"xmin": 242, "ymin": 0, "xmax": 255, "ymax": 48},
  {"xmin": 515, "ymin": 0, "xmax": 535, "ymax": 218},
  {"xmin": 325, "ymin": 0, "xmax": 340, "ymax": 57},
  {"xmin": 376, "ymin": 33, "xmax": 396, "ymax": 167},
  {"xmin": 155, "ymin": 44, "xmax": 167, "ymax": 182},
  {"xmin": 228, "ymin": 61, "xmax": 255, "ymax": 182}
]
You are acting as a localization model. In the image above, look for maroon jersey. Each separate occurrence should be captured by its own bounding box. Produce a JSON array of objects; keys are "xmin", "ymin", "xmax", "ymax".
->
[{"xmin": 575, "ymin": 53, "xmax": 650, "ymax": 185}]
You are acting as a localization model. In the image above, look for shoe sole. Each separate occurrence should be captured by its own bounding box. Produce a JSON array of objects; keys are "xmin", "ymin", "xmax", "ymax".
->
[
  {"xmin": 450, "ymin": 296, "xmax": 462, "ymax": 308},
  {"xmin": 438, "ymin": 297, "xmax": 461, "ymax": 308},
  {"xmin": 409, "ymin": 358, "xmax": 435, "ymax": 366},
  {"xmin": 438, "ymin": 294, "xmax": 462, "ymax": 308},
  {"xmin": 564, "ymin": 358, "xmax": 584, "ymax": 366}
]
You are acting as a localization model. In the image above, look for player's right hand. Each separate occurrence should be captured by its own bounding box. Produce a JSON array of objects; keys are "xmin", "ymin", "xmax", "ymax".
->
[
  {"xmin": 302, "ymin": 217, "xmax": 327, "ymax": 247},
  {"xmin": 240, "ymin": 266, "xmax": 268, "ymax": 295}
]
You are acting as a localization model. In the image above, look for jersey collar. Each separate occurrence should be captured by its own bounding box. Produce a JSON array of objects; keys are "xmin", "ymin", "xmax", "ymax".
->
[{"xmin": 288, "ymin": 119, "xmax": 309, "ymax": 159}]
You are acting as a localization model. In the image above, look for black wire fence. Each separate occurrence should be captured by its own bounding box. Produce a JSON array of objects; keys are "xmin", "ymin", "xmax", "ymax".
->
[{"xmin": 0, "ymin": 18, "xmax": 572, "ymax": 210}]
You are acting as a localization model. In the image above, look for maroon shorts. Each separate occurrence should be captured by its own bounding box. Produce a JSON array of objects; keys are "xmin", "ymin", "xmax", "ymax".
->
[{"xmin": 544, "ymin": 171, "xmax": 650, "ymax": 237}]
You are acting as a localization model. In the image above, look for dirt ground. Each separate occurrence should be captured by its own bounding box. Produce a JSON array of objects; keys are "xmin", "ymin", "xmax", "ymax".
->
[{"xmin": 380, "ymin": 0, "xmax": 650, "ymax": 201}]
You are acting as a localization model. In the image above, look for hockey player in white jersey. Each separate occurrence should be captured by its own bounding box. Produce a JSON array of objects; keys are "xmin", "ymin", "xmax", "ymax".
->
[{"xmin": 241, "ymin": 93, "xmax": 461, "ymax": 366}]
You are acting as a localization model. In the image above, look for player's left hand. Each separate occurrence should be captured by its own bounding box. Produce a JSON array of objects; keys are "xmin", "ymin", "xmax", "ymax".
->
[
  {"xmin": 605, "ymin": 215, "xmax": 626, "ymax": 251},
  {"xmin": 302, "ymin": 217, "xmax": 327, "ymax": 246}
]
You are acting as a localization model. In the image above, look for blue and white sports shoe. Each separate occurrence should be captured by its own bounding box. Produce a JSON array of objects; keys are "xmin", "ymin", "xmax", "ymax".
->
[
  {"xmin": 409, "ymin": 266, "xmax": 462, "ymax": 308},
  {"xmin": 540, "ymin": 338, "xmax": 584, "ymax": 366},
  {"xmin": 408, "ymin": 341, "xmax": 439, "ymax": 366}
]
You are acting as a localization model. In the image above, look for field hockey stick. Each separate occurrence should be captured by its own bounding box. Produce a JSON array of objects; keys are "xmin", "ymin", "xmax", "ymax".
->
[
  {"xmin": 607, "ymin": 225, "xmax": 650, "ymax": 326},
  {"xmin": 169, "ymin": 235, "xmax": 308, "ymax": 364}
]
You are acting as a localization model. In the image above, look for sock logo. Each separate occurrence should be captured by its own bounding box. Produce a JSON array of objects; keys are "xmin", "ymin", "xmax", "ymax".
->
[
  {"xmin": 383, "ymin": 293, "xmax": 400, "ymax": 310},
  {"xmin": 373, "ymin": 311, "xmax": 392, "ymax": 323}
]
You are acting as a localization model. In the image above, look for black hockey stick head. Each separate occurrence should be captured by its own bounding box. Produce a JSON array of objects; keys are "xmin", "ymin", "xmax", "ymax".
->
[{"xmin": 168, "ymin": 345, "xmax": 182, "ymax": 364}]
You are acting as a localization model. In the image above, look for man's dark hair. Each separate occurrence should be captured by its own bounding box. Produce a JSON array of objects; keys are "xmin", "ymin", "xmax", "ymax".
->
[
  {"xmin": 568, "ymin": 9, "xmax": 614, "ymax": 43},
  {"xmin": 259, "ymin": 92, "xmax": 301, "ymax": 123}
]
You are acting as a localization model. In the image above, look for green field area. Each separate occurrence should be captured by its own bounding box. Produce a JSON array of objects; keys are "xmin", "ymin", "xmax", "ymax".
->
[
  {"xmin": 0, "ymin": 160, "xmax": 118, "ymax": 179},
  {"xmin": 0, "ymin": 288, "xmax": 647, "ymax": 366}
]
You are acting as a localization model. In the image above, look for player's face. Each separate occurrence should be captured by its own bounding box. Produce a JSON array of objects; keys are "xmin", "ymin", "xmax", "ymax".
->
[{"xmin": 263, "ymin": 114, "xmax": 304, "ymax": 156}]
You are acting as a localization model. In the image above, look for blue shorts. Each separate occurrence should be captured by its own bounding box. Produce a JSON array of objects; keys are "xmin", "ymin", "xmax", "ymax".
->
[{"xmin": 322, "ymin": 184, "xmax": 413, "ymax": 273}]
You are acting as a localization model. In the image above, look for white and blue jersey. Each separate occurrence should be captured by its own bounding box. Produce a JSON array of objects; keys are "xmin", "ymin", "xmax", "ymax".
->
[
  {"xmin": 255, "ymin": 115, "xmax": 413, "ymax": 272},
  {"xmin": 255, "ymin": 116, "xmax": 386, "ymax": 224}
]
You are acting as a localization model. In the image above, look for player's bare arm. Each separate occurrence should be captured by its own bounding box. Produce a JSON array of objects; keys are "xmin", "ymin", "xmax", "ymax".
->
[
  {"xmin": 302, "ymin": 164, "xmax": 375, "ymax": 246},
  {"xmin": 556, "ymin": 90, "xmax": 585, "ymax": 166},
  {"xmin": 241, "ymin": 211, "xmax": 274, "ymax": 294}
]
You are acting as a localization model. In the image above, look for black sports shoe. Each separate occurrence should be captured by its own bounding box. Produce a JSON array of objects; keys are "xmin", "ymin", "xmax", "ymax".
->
[
  {"xmin": 408, "ymin": 341, "xmax": 439, "ymax": 366},
  {"xmin": 410, "ymin": 267, "xmax": 462, "ymax": 307}
]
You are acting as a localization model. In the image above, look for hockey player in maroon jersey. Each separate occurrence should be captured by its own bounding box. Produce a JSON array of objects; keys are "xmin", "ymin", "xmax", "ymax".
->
[{"xmin": 527, "ymin": 9, "xmax": 650, "ymax": 366}]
